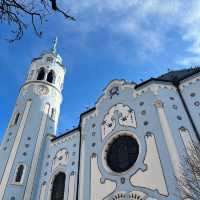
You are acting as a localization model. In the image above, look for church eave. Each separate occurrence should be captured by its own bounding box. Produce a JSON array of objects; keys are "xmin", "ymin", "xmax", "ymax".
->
[
  {"xmin": 135, "ymin": 68, "xmax": 200, "ymax": 89},
  {"xmin": 51, "ymin": 127, "xmax": 80, "ymax": 142},
  {"xmin": 52, "ymin": 107, "xmax": 96, "ymax": 142},
  {"xmin": 135, "ymin": 78, "xmax": 172, "ymax": 89}
]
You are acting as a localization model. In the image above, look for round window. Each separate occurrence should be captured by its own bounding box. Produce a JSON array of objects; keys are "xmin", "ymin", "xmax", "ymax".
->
[{"xmin": 106, "ymin": 135, "xmax": 139, "ymax": 173}]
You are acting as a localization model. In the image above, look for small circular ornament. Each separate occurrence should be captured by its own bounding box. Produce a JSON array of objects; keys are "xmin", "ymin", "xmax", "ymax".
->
[{"xmin": 35, "ymin": 85, "xmax": 49, "ymax": 96}]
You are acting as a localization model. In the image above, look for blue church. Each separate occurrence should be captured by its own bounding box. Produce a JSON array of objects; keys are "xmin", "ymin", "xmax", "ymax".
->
[{"xmin": 0, "ymin": 40, "xmax": 199, "ymax": 200}]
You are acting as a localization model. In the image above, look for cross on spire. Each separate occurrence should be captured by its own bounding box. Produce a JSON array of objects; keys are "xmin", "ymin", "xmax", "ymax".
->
[{"xmin": 52, "ymin": 37, "xmax": 58, "ymax": 54}]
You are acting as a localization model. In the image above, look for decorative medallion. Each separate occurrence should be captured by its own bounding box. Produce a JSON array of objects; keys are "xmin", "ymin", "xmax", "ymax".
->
[
  {"xmin": 21, "ymin": 86, "xmax": 29, "ymax": 96},
  {"xmin": 102, "ymin": 104, "xmax": 136, "ymax": 140},
  {"xmin": 194, "ymin": 101, "xmax": 200, "ymax": 107},
  {"xmin": 109, "ymin": 86, "xmax": 119, "ymax": 98},
  {"xmin": 35, "ymin": 85, "xmax": 49, "ymax": 96},
  {"xmin": 46, "ymin": 56, "xmax": 54, "ymax": 64},
  {"xmin": 52, "ymin": 149, "xmax": 69, "ymax": 171},
  {"xmin": 109, "ymin": 191, "xmax": 156, "ymax": 200}
]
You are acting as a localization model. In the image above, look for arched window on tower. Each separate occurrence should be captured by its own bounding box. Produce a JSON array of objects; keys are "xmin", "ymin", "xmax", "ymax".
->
[
  {"xmin": 37, "ymin": 68, "xmax": 45, "ymax": 80},
  {"xmin": 14, "ymin": 164, "xmax": 25, "ymax": 184},
  {"xmin": 14, "ymin": 113, "xmax": 20, "ymax": 125},
  {"xmin": 51, "ymin": 172, "xmax": 66, "ymax": 200},
  {"xmin": 47, "ymin": 70, "xmax": 55, "ymax": 84},
  {"xmin": 10, "ymin": 112, "xmax": 20, "ymax": 127},
  {"xmin": 51, "ymin": 108, "xmax": 56, "ymax": 121}
]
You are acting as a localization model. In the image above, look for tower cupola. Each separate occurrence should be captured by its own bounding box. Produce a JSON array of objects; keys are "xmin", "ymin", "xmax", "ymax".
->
[{"xmin": 26, "ymin": 37, "xmax": 65, "ymax": 91}]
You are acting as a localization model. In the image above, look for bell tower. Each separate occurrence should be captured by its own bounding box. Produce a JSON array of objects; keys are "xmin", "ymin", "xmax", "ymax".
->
[{"xmin": 0, "ymin": 38, "xmax": 65, "ymax": 200}]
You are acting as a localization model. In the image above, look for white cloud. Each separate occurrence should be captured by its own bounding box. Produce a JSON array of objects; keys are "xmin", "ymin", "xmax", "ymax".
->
[
  {"xmin": 62, "ymin": 0, "xmax": 200, "ymax": 66},
  {"xmin": 179, "ymin": 56, "xmax": 200, "ymax": 66}
]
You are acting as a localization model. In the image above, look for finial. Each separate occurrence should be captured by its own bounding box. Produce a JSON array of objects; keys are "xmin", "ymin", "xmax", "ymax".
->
[{"xmin": 52, "ymin": 37, "xmax": 58, "ymax": 54}]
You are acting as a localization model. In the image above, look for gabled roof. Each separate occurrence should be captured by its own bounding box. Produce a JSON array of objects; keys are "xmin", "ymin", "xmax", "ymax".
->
[
  {"xmin": 136, "ymin": 67, "xmax": 200, "ymax": 88},
  {"xmin": 157, "ymin": 67, "xmax": 200, "ymax": 82}
]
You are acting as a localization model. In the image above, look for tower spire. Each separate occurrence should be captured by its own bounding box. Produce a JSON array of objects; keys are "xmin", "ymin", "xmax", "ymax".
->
[{"xmin": 52, "ymin": 37, "xmax": 58, "ymax": 54}]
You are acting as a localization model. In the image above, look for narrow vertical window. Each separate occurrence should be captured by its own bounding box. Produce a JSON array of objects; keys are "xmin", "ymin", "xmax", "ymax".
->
[
  {"xmin": 14, "ymin": 113, "xmax": 20, "ymax": 125},
  {"xmin": 15, "ymin": 164, "xmax": 25, "ymax": 183},
  {"xmin": 51, "ymin": 172, "xmax": 66, "ymax": 200},
  {"xmin": 51, "ymin": 108, "xmax": 56, "ymax": 121},
  {"xmin": 11, "ymin": 112, "xmax": 20, "ymax": 127},
  {"xmin": 47, "ymin": 70, "xmax": 55, "ymax": 83},
  {"xmin": 37, "ymin": 68, "xmax": 45, "ymax": 80}
]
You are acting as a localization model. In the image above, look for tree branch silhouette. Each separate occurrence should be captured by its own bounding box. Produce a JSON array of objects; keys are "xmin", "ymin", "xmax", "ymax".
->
[
  {"xmin": 0, "ymin": 0, "xmax": 75, "ymax": 42},
  {"xmin": 178, "ymin": 142, "xmax": 200, "ymax": 200}
]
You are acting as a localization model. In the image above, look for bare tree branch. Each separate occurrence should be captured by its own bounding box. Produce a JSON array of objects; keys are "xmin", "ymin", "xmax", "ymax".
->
[
  {"xmin": 178, "ymin": 143, "xmax": 200, "ymax": 200},
  {"xmin": 0, "ymin": 0, "xmax": 75, "ymax": 42},
  {"xmin": 50, "ymin": 0, "xmax": 75, "ymax": 21}
]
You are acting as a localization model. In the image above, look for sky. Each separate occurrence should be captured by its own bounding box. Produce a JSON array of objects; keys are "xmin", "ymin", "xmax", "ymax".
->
[{"xmin": 1, "ymin": 0, "xmax": 200, "ymax": 141}]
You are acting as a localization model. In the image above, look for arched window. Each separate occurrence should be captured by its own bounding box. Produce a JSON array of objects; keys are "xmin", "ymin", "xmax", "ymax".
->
[
  {"xmin": 37, "ymin": 68, "xmax": 45, "ymax": 80},
  {"xmin": 14, "ymin": 113, "xmax": 20, "ymax": 125},
  {"xmin": 51, "ymin": 108, "xmax": 56, "ymax": 121},
  {"xmin": 47, "ymin": 70, "xmax": 55, "ymax": 83},
  {"xmin": 15, "ymin": 164, "xmax": 24, "ymax": 183},
  {"xmin": 51, "ymin": 172, "xmax": 66, "ymax": 200}
]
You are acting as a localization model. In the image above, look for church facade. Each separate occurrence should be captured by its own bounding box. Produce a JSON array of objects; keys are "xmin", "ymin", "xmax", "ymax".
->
[{"xmin": 0, "ymin": 43, "xmax": 200, "ymax": 200}]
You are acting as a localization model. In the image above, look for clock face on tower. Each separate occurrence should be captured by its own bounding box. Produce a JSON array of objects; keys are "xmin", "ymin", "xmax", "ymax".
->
[
  {"xmin": 106, "ymin": 135, "xmax": 139, "ymax": 173},
  {"xmin": 35, "ymin": 85, "xmax": 49, "ymax": 96}
]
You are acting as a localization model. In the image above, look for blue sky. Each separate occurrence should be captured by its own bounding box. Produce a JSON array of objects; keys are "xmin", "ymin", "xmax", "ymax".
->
[{"xmin": 0, "ymin": 0, "xmax": 200, "ymax": 141}]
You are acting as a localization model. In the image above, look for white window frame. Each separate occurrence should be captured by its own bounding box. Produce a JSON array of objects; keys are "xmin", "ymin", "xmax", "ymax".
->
[{"xmin": 12, "ymin": 163, "xmax": 26, "ymax": 185}]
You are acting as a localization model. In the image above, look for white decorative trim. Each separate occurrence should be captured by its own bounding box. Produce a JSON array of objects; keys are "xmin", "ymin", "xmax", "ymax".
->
[
  {"xmin": 179, "ymin": 73, "xmax": 200, "ymax": 91},
  {"xmin": 52, "ymin": 149, "xmax": 69, "ymax": 171},
  {"xmin": 39, "ymin": 182, "xmax": 46, "ymax": 200},
  {"xmin": 179, "ymin": 128, "xmax": 194, "ymax": 157},
  {"xmin": 24, "ymin": 103, "xmax": 50, "ymax": 199},
  {"xmin": 90, "ymin": 155, "xmax": 116, "ymax": 200},
  {"xmin": 68, "ymin": 173, "xmax": 76, "ymax": 200},
  {"xmin": 130, "ymin": 134, "xmax": 168, "ymax": 196},
  {"xmin": 133, "ymin": 83, "xmax": 176, "ymax": 97},
  {"xmin": 21, "ymin": 85, "xmax": 29, "ymax": 96},
  {"xmin": 78, "ymin": 138, "xmax": 86, "ymax": 200},
  {"xmin": 0, "ymin": 100, "xmax": 32, "ymax": 199},
  {"xmin": 109, "ymin": 191, "xmax": 157, "ymax": 200},
  {"xmin": 154, "ymin": 100, "xmax": 182, "ymax": 179},
  {"xmin": 51, "ymin": 132, "xmax": 79, "ymax": 146},
  {"xmin": 128, "ymin": 191, "xmax": 146, "ymax": 200},
  {"xmin": 109, "ymin": 191, "xmax": 126, "ymax": 200}
]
